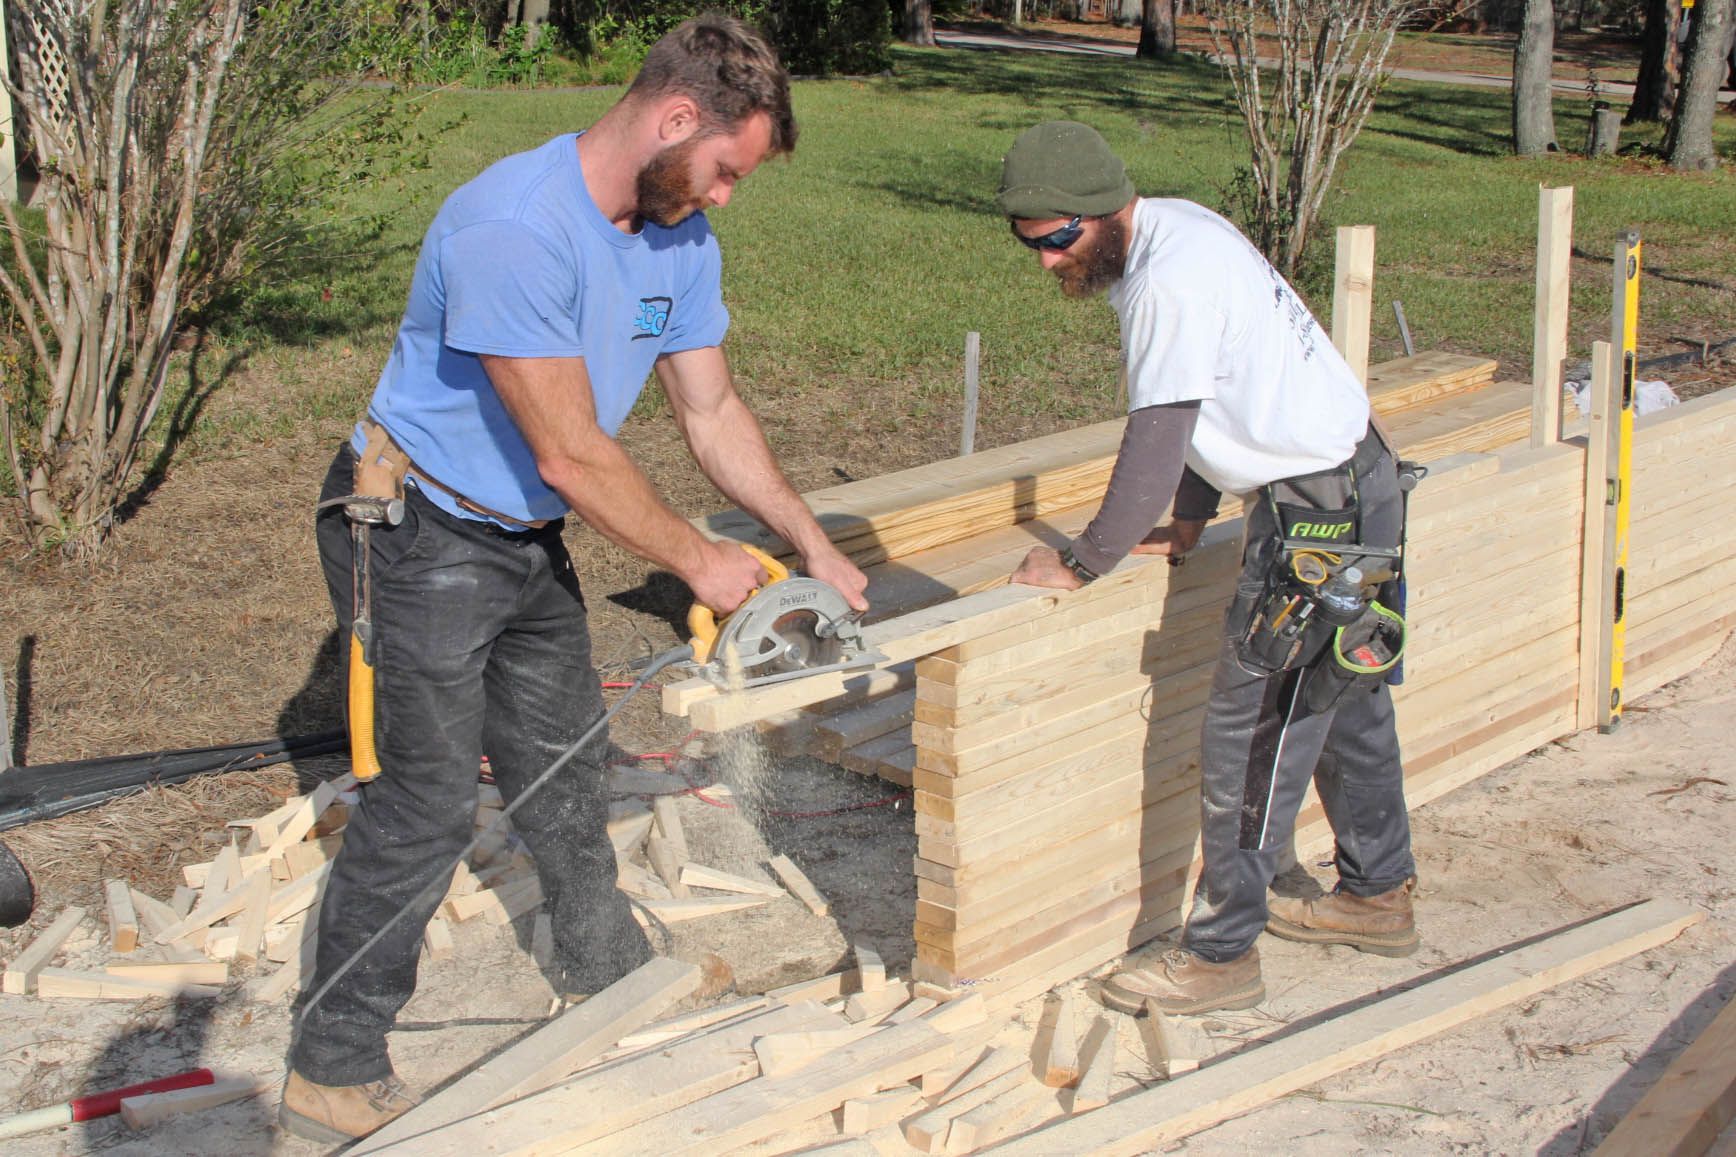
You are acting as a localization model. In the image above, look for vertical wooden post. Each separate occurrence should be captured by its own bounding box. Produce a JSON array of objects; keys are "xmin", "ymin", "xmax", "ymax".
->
[
  {"xmin": 0, "ymin": 1, "xmax": 17, "ymax": 205},
  {"xmin": 961, "ymin": 332, "xmax": 980, "ymax": 457},
  {"xmin": 1530, "ymin": 186, "xmax": 1574, "ymax": 447},
  {"xmin": 1331, "ymin": 226, "xmax": 1375, "ymax": 384},
  {"xmin": 1576, "ymin": 340, "xmax": 1616, "ymax": 732}
]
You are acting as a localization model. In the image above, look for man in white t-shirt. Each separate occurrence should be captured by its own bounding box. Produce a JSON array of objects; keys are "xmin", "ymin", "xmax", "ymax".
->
[{"xmin": 999, "ymin": 121, "xmax": 1419, "ymax": 1016}]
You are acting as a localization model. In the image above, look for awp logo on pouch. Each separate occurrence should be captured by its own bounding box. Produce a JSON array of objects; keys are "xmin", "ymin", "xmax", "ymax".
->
[
  {"xmin": 632, "ymin": 296, "xmax": 672, "ymax": 340},
  {"xmin": 1290, "ymin": 520, "xmax": 1354, "ymax": 540}
]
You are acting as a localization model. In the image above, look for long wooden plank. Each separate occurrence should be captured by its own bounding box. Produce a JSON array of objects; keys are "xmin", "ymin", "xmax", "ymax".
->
[
  {"xmin": 563, "ymin": 1017, "xmax": 959, "ymax": 1156},
  {"xmin": 1530, "ymin": 186, "xmax": 1573, "ymax": 447},
  {"xmin": 350, "ymin": 956, "xmax": 700, "ymax": 1153},
  {"xmin": 1594, "ymin": 994, "xmax": 1736, "ymax": 1156},
  {"xmin": 1365, "ymin": 352, "xmax": 1497, "ymax": 410},
  {"xmin": 986, "ymin": 900, "xmax": 1704, "ymax": 1156}
]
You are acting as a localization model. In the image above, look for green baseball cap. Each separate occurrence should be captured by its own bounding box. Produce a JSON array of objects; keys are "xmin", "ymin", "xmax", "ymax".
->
[{"xmin": 996, "ymin": 121, "xmax": 1135, "ymax": 220}]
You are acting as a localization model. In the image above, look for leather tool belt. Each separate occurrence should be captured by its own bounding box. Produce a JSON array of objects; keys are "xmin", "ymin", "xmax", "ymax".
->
[{"xmin": 355, "ymin": 418, "xmax": 551, "ymax": 530}]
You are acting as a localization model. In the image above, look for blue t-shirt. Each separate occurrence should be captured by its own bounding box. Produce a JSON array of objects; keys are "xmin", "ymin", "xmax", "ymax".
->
[{"xmin": 359, "ymin": 133, "xmax": 730, "ymax": 524}]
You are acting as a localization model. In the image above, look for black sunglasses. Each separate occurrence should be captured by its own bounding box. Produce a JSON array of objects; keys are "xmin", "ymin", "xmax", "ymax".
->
[{"xmin": 1011, "ymin": 216, "xmax": 1085, "ymax": 252}]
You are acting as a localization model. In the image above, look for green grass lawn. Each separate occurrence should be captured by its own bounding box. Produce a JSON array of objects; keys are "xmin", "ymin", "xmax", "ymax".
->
[{"xmin": 185, "ymin": 44, "xmax": 1734, "ymax": 469}]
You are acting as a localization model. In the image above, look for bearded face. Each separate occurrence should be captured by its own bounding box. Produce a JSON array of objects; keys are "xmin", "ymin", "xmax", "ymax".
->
[
  {"xmin": 1053, "ymin": 213, "xmax": 1129, "ymax": 299},
  {"xmin": 635, "ymin": 137, "xmax": 704, "ymax": 228}
]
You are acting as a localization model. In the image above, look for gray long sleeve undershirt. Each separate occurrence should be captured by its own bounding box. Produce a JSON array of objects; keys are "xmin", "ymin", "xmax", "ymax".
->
[{"xmin": 1068, "ymin": 401, "xmax": 1214, "ymax": 577}]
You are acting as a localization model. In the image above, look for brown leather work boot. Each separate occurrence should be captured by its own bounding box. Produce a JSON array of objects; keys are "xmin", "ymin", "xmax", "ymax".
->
[
  {"xmin": 1266, "ymin": 876, "xmax": 1419, "ymax": 957},
  {"xmin": 279, "ymin": 1070, "xmax": 422, "ymax": 1143},
  {"xmin": 1097, "ymin": 945, "xmax": 1265, "ymax": 1015}
]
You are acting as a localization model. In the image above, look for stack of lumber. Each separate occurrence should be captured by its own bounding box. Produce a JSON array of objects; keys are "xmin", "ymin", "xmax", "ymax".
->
[
  {"xmin": 0, "ymin": 763, "xmax": 810, "ymax": 1004},
  {"xmin": 665, "ymin": 368, "xmax": 1736, "ymax": 1011}
]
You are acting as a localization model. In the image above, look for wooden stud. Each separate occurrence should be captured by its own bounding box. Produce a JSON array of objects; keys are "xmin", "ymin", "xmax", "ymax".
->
[
  {"xmin": 769, "ymin": 854, "xmax": 830, "ymax": 917},
  {"xmin": 1331, "ymin": 225, "xmax": 1376, "ymax": 385},
  {"xmin": 651, "ymin": 794, "xmax": 688, "ymax": 863},
  {"xmin": 1039, "ymin": 989, "xmax": 1081, "ymax": 1088},
  {"xmin": 767, "ymin": 970, "xmax": 858, "ymax": 1006},
  {"xmin": 906, "ymin": 1067, "xmax": 1027, "ymax": 1153},
  {"xmin": 612, "ymin": 995, "xmax": 772, "ymax": 1050},
  {"xmin": 3, "ymin": 906, "xmax": 87, "ymax": 995},
  {"xmin": 35, "ymin": 968, "xmax": 221, "ymax": 1001},
  {"xmin": 105, "ymin": 961, "xmax": 229, "ymax": 985},
  {"xmin": 845, "ymin": 982, "xmax": 913, "ymax": 1024},
  {"xmin": 754, "ymin": 1025, "xmax": 880, "ymax": 1077},
  {"xmin": 283, "ymin": 835, "xmax": 343, "ymax": 880},
  {"xmin": 1530, "ymin": 185, "xmax": 1574, "ymax": 447},
  {"xmin": 887, "ymin": 997, "xmax": 940, "ymax": 1024},
  {"xmin": 350, "ymin": 957, "xmax": 702, "ymax": 1154},
  {"xmin": 170, "ymin": 885, "xmax": 198, "ymax": 918},
  {"xmin": 129, "ymin": 890, "xmax": 205, "ymax": 964},
  {"xmin": 119, "ymin": 1074, "xmax": 265, "ymax": 1129},
  {"xmin": 606, "ymin": 805, "xmax": 654, "ymax": 854},
  {"xmin": 1070, "ymin": 1015, "xmax": 1116, "ymax": 1112},
  {"xmin": 987, "ymin": 900, "xmax": 1704, "ymax": 1156},
  {"xmin": 245, "ymin": 920, "xmax": 316, "ymax": 1003},
  {"xmin": 1140, "ymin": 1001, "xmax": 1200, "ymax": 1078},
  {"xmin": 159, "ymin": 867, "xmax": 269, "ymax": 944},
  {"xmin": 104, "ymin": 880, "xmax": 138, "ymax": 954}
]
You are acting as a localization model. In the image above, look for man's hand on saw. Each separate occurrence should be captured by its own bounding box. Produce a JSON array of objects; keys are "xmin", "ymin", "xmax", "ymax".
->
[
  {"xmin": 1130, "ymin": 518, "xmax": 1206, "ymax": 558},
  {"xmin": 689, "ymin": 541, "xmax": 771, "ymax": 615},
  {"xmin": 803, "ymin": 546, "xmax": 870, "ymax": 613},
  {"xmin": 1011, "ymin": 546, "xmax": 1084, "ymax": 591}
]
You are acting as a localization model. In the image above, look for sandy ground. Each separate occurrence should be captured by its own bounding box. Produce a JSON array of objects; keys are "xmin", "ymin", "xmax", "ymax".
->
[{"xmin": 0, "ymin": 630, "xmax": 1729, "ymax": 1153}]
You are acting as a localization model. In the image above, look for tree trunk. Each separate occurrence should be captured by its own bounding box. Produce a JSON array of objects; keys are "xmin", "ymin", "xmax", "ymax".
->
[
  {"xmin": 1627, "ymin": 0, "xmax": 1683, "ymax": 122},
  {"xmin": 1113, "ymin": 0, "xmax": 1140, "ymax": 26},
  {"xmin": 1664, "ymin": 0, "xmax": 1732, "ymax": 167},
  {"xmin": 1138, "ymin": 0, "xmax": 1177, "ymax": 56},
  {"xmin": 1513, "ymin": 0, "xmax": 1559, "ymax": 153},
  {"xmin": 904, "ymin": 0, "xmax": 936, "ymax": 46}
]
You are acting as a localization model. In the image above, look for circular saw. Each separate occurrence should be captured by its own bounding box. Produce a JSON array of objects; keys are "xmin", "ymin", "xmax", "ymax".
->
[{"xmin": 687, "ymin": 546, "xmax": 884, "ymax": 690}]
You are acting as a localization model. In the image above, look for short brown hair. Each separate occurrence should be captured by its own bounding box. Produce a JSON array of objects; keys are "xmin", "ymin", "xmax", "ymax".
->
[{"xmin": 627, "ymin": 14, "xmax": 797, "ymax": 155}]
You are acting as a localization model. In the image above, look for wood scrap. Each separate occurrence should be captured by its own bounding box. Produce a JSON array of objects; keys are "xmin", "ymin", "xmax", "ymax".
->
[
  {"xmin": 231, "ymin": 870, "xmax": 273, "ymax": 964},
  {"xmin": 530, "ymin": 912, "xmax": 553, "ymax": 970},
  {"xmin": 767, "ymin": 969, "xmax": 859, "ymax": 1005},
  {"xmin": 946, "ymin": 1077, "xmax": 1053, "ymax": 1151},
  {"xmin": 632, "ymin": 896, "xmax": 769, "ymax": 925},
  {"xmin": 854, "ymin": 940, "xmax": 887, "ymax": 992},
  {"xmin": 118, "ymin": 1074, "xmax": 265, "ymax": 1130},
  {"xmin": 1140, "ymin": 1000, "xmax": 1200, "ymax": 1078},
  {"xmin": 351, "ymin": 956, "xmax": 701, "ymax": 1154},
  {"xmin": 769, "ymin": 854, "xmax": 830, "ymax": 917},
  {"xmin": 986, "ymin": 900, "xmax": 1704, "ymax": 1155},
  {"xmin": 606, "ymin": 805, "xmax": 654, "ymax": 853},
  {"xmin": 842, "ymin": 1085, "xmax": 924, "ymax": 1134},
  {"xmin": 423, "ymin": 916, "xmax": 454, "ymax": 962},
  {"xmin": 647, "ymin": 831, "xmax": 689, "ymax": 898},
  {"xmin": 1070, "ymin": 1015, "xmax": 1116, "ymax": 1113},
  {"xmin": 905, "ymin": 1067, "xmax": 1027, "ymax": 1153},
  {"xmin": 3, "ymin": 906, "xmax": 87, "ymax": 995},
  {"xmin": 373, "ymin": 1001, "xmax": 841, "ymax": 1156},
  {"xmin": 104, "ymin": 880, "xmax": 138, "ymax": 954},
  {"xmin": 559, "ymin": 1017, "xmax": 959, "ymax": 1156},
  {"xmin": 105, "ymin": 961, "xmax": 229, "ymax": 986},
  {"xmin": 1039, "ymin": 989, "xmax": 1081, "ymax": 1087},
  {"xmin": 678, "ymin": 862, "xmax": 783, "ymax": 896},
  {"xmin": 845, "ymin": 982, "xmax": 913, "ymax": 1024}
]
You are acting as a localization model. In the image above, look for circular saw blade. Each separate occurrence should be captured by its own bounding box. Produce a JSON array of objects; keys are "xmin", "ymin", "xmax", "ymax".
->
[{"xmin": 758, "ymin": 609, "xmax": 844, "ymax": 675}]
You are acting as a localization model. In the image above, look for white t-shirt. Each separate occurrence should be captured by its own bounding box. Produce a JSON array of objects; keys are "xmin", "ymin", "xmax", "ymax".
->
[{"xmin": 1109, "ymin": 198, "xmax": 1370, "ymax": 495}]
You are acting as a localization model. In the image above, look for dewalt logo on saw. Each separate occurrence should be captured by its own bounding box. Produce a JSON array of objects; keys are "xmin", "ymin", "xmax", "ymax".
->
[
  {"xmin": 1288, "ymin": 520, "xmax": 1354, "ymax": 540},
  {"xmin": 778, "ymin": 590, "xmax": 819, "ymax": 609}
]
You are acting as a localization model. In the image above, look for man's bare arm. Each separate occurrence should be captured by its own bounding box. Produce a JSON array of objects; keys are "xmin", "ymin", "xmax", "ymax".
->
[
  {"xmin": 655, "ymin": 346, "xmax": 867, "ymax": 610},
  {"xmin": 480, "ymin": 353, "xmax": 765, "ymax": 613}
]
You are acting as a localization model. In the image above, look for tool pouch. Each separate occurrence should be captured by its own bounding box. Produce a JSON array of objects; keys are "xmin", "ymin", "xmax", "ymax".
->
[
  {"xmin": 1274, "ymin": 501, "xmax": 1358, "ymax": 549},
  {"xmin": 1302, "ymin": 601, "xmax": 1407, "ymax": 715},
  {"xmin": 354, "ymin": 419, "xmax": 410, "ymax": 503}
]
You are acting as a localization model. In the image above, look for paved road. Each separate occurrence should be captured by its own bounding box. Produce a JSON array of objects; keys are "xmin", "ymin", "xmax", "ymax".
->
[{"xmin": 936, "ymin": 28, "xmax": 1722, "ymax": 101}]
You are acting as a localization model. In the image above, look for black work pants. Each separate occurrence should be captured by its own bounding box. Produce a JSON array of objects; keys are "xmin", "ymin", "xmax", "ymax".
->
[
  {"xmin": 1182, "ymin": 434, "xmax": 1416, "ymax": 963},
  {"xmin": 291, "ymin": 445, "xmax": 652, "ymax": 1087}
]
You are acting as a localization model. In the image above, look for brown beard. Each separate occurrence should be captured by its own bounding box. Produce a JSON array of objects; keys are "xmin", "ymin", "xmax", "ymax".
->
[
  {"xmin": 1055, "ymin": 213, "xmax": 1129, "ymax": 299},
  {"xmin": 636, "ymin": 138, "xmax": 703, "ymax": 228}
]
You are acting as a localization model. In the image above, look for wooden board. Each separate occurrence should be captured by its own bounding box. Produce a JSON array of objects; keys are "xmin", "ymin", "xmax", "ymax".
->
[
  {"xmin": 988, "ymin": 900, "xmax": 1704, "ymax": 1156},
  {"xmin": 3, "ymin": 907, "xmax": 87, "ymax": 995},
  {"xmin": 1594, "ymin": 992, "xmax": 1736, "ymax": 1156},
  {"xmin": 350, "ymin": 956, "xmax": 700, "ymax": 1153}
]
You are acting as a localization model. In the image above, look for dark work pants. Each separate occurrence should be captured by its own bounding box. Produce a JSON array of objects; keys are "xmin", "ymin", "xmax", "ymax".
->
[
  {"xmin": 1182, "ymin": 435, "xmax": 1417, "ymax": 963},
  {"xmin": 291, "ymin": 445, "xmax": 652, "ymax": 1087}
]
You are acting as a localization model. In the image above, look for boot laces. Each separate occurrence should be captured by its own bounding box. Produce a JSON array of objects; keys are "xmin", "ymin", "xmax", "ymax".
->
[{"xmin": 362, "ymin": 1075, "xmax": 418, "ymax": 1113}]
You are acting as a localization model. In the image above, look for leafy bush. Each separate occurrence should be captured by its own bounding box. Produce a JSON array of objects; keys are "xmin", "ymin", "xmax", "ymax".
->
[{"xmin": 766, "ymin": 0, "xmax": 894, "ymax": 74}]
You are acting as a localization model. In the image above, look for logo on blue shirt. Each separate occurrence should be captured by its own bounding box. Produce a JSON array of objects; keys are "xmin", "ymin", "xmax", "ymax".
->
[{"xmin": 633, "ymin": 296, "xmax": 673, "ymax": 340}]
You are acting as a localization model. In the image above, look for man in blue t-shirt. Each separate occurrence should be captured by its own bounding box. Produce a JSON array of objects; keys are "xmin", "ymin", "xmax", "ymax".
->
[{"xmin": 283, "ymin": 16, "xmax": 868, "ymax": 1143}]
